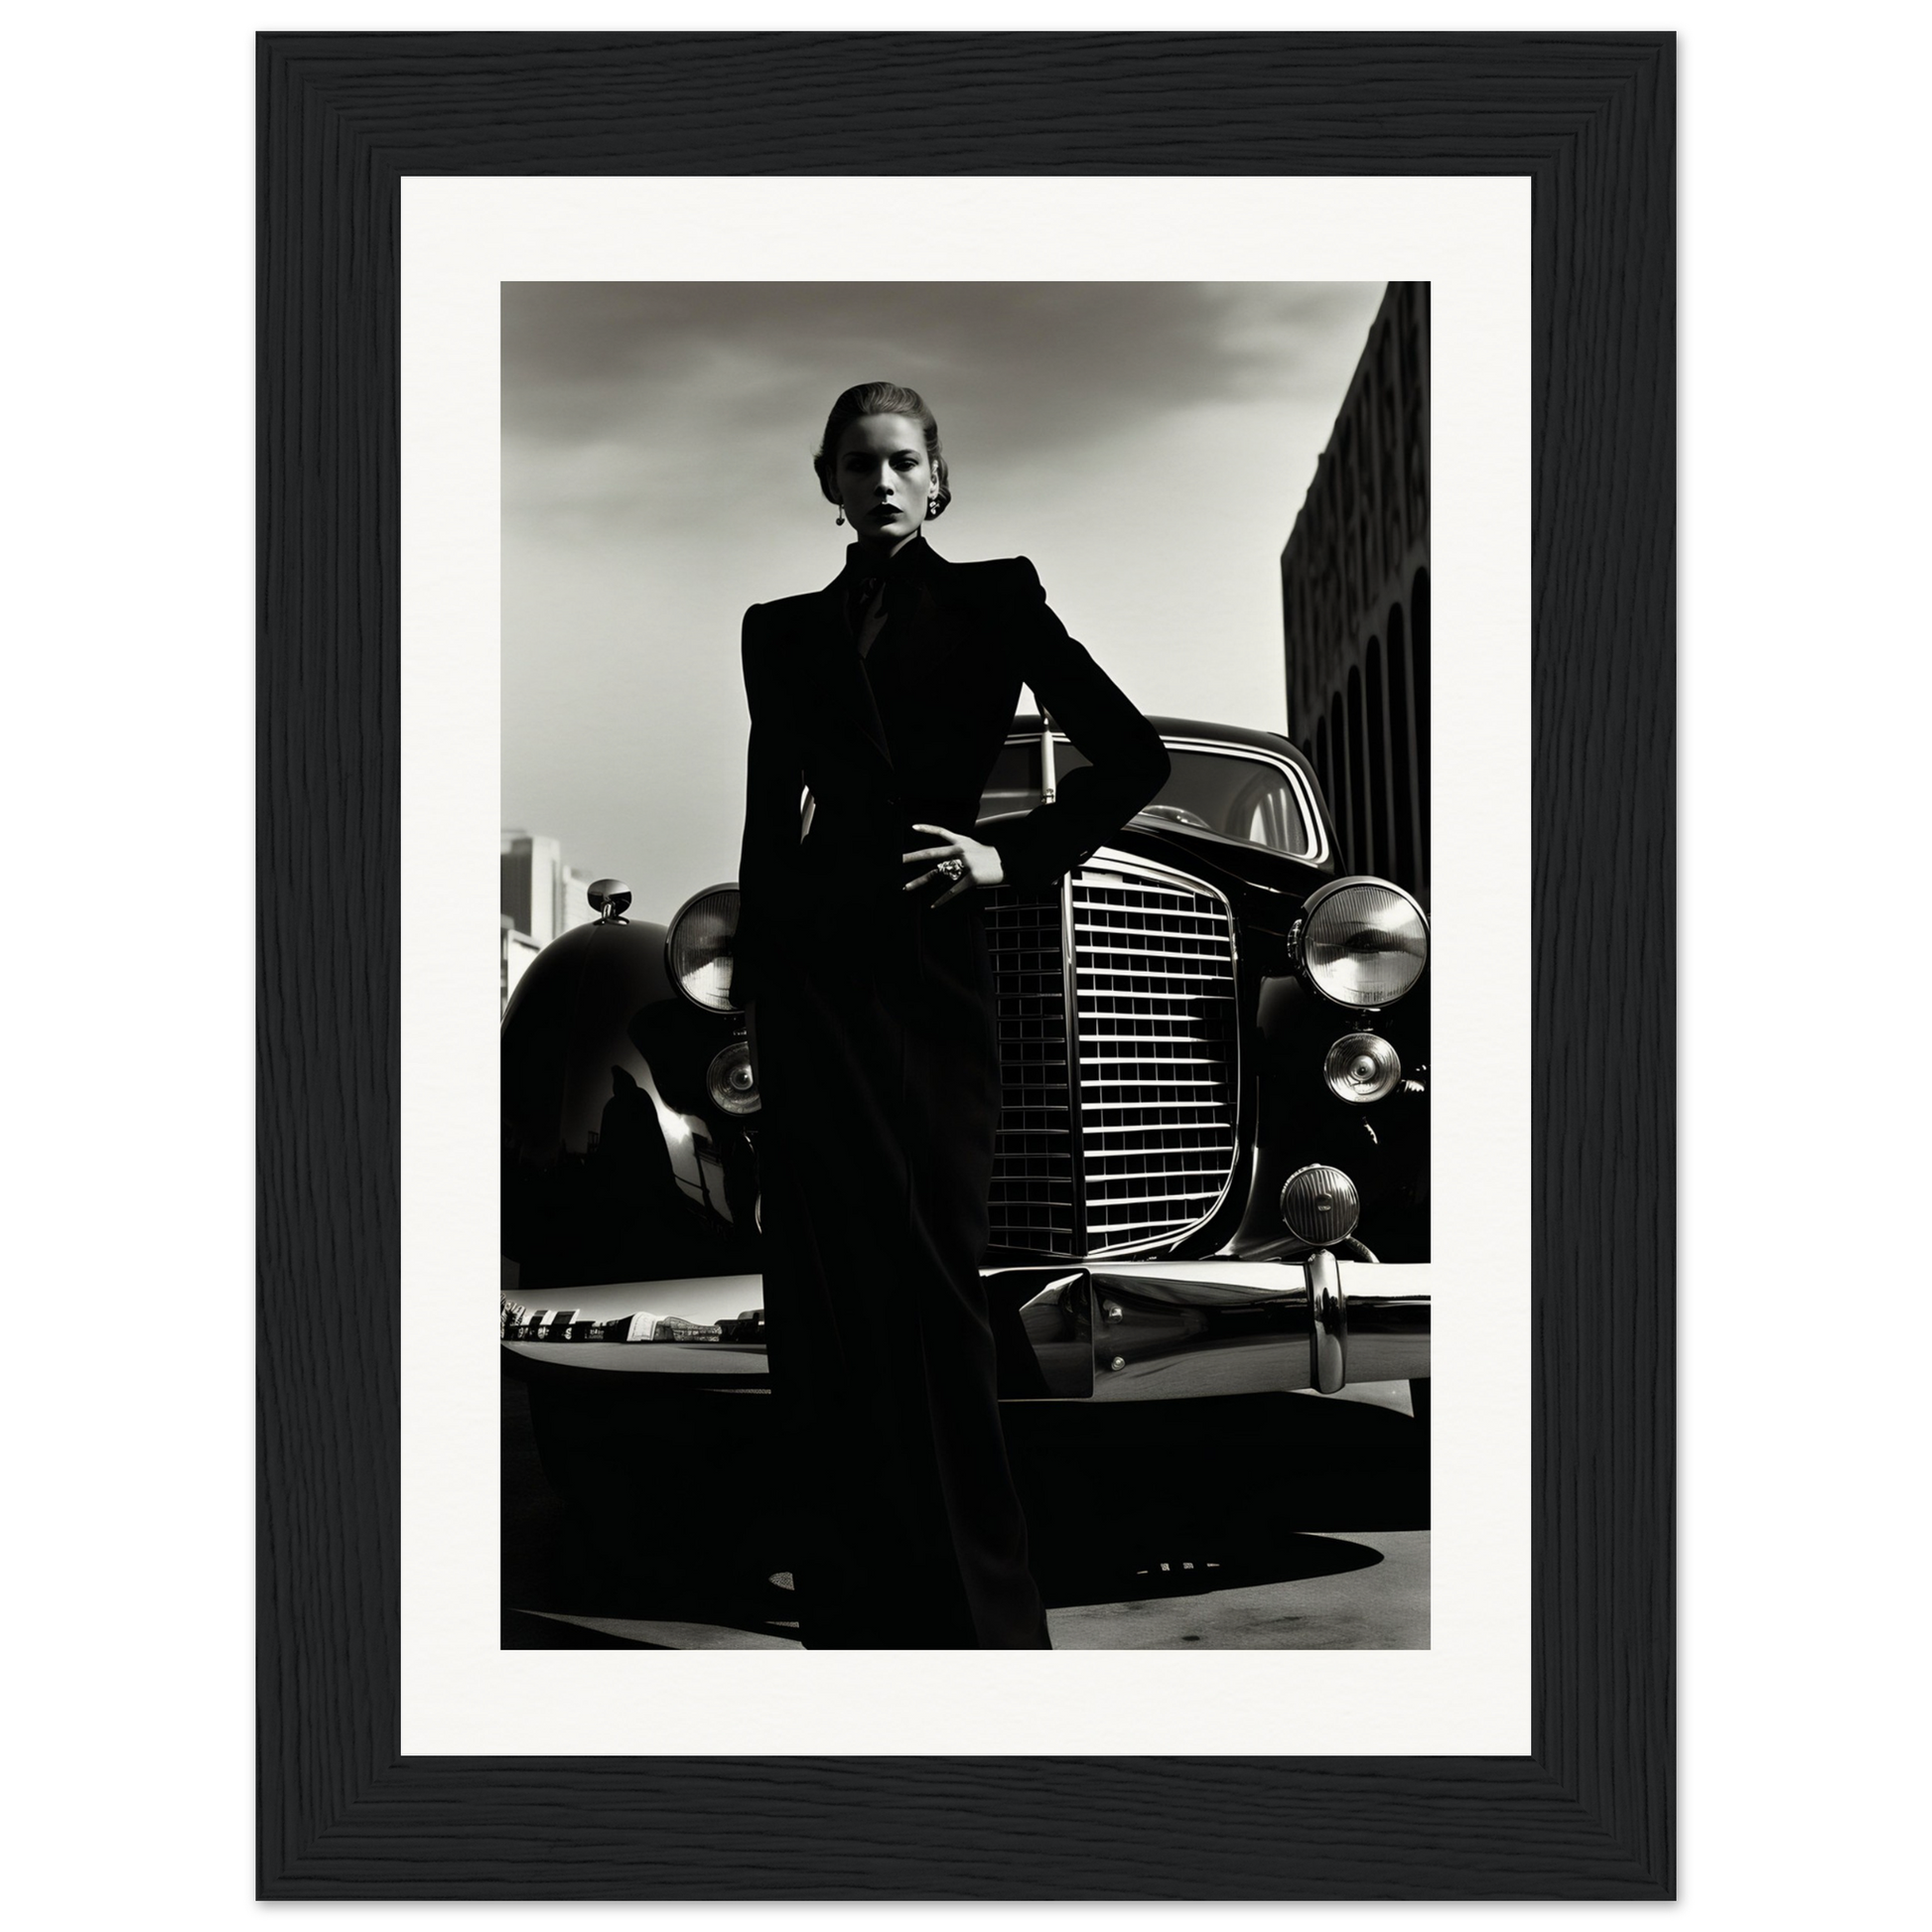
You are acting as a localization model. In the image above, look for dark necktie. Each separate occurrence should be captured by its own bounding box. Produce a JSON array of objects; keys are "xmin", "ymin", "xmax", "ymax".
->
[{"xmin": 846, "ymin": 572, "xmax": 886, "ymax": 657}]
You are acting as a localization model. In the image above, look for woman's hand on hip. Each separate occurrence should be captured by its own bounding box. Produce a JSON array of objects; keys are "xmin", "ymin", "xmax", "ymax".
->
[{"xmin": 902, "ymin": 824, "xmax": 1005, "ymax": 906}]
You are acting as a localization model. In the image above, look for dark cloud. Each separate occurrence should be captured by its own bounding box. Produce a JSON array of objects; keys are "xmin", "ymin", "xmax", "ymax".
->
[{"xmin": 503, "ymin": 280, "xmax": 1380, "ymax": 458}]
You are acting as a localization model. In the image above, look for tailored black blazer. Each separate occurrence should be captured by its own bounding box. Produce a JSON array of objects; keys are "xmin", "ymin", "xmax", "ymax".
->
[{"xmin": 731, "ymin": 534, "xmax": 1171, "ymax": 1008}]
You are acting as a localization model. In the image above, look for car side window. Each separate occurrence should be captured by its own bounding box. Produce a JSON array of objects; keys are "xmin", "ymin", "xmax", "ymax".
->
[{"xmin": 981, "ymin": 741, "xmax": 1313, "ymax": 860}]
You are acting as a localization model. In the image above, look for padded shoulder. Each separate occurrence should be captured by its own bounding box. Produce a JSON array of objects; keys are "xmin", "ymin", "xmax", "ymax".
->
[
  {"xmin": 746, "ymin": 590, "xmax": 824, "ymax": 630},
  {"xmin": 951, "ymin": 554, "xmax": 1043, "ymax": 598}
]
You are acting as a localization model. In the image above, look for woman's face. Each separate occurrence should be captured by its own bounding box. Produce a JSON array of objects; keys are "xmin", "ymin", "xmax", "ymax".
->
[{"xmin": 832, "ymin": 413, "xmax": 935, "ymax": 545}]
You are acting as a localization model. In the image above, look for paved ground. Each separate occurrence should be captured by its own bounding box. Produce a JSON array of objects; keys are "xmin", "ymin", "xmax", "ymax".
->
[{"xmin": 502, "ymin": 1365, "xmax": 1429, "ymax": 1652}]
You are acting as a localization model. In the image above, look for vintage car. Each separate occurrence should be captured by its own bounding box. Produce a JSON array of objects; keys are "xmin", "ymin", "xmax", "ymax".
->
[{"xmin": 501, "ymin": 712, "xmax": 1431, "ymax": 1445}]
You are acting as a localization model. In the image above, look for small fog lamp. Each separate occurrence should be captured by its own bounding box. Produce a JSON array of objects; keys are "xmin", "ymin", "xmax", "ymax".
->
[
  {"xmin": 1323, "ymin": 1032, "xmax": 1402, "ymax": 1104},
  {"xmin": 1281, "ymin": 1164, "xmax": 1361, "ymax": 1245},
  {"xmin": 707, "ymin": 1039, "xmax": 760, "ymax": 1116}
]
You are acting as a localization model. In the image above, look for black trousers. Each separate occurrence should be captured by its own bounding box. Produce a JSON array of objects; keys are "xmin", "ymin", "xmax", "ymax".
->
[{"xmin": 747, "ymin": 882, "xmax": 1052, "ymax": 1649}]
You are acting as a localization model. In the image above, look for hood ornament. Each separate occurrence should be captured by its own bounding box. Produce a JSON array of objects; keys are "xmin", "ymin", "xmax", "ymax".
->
[{"xmin": 587, "ymin": 879, "xmax": 630, "ymax": 924}]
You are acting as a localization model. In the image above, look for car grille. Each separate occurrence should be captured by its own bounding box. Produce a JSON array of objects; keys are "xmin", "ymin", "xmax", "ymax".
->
[{"xmin": 985, "ymin": 857, "xmax": 1238, "ymax": 1256}]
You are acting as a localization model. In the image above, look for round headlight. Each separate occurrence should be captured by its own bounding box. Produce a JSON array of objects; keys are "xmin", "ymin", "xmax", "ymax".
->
[
  {"xmin": 1323, "ymin": 1032, "xmax": 1402, "ymax": 1104},
  {"xmin": 1280, "ymin": 1164, "xmax": 1361, "ymax": 1245},
  {"xmin": 1300, "ymin": 877, "xmax": 1428, "ymax": 1008},
  {"xmin": 667, "ymin": 885, "xmax": 743, "ymax": 1012},
  {"xmin": 707, "ymin": 1039, "xmax": 760, "ymax": 1116}
]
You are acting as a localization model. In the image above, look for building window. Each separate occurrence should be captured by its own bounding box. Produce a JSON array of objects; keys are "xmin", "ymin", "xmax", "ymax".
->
[
  {"xmin": 1345, "ymin": 665, "xmax": 1368, "ymax": 877},
  {"xmin": 1366, "ymin": 635, "xmax": 1392, "ymax": 889},
  {"xmin": 1387, "ymin": 604, "xmax": 1419, "ymax": 896},
  {"xmin": 1329, "ymin": 689, "xmax": 1350, "ymax": 871},
  {"xmin": 1412, "ymin": 566, "xmax": 1431, "ymax": 895}
]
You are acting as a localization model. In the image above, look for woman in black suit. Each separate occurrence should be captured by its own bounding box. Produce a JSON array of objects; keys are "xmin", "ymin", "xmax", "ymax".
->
[{"xmin": 732, "ymin": 381, "xmax": 1170, "ymax": 1649}]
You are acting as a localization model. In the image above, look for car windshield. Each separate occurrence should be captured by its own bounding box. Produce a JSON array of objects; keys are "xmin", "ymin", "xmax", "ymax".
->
[{"xmin": 982, "ymin": 739, "xmax": 1315, "ymax": 859}]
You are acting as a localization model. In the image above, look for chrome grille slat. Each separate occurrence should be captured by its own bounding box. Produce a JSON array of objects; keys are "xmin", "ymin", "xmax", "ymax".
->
[
  {"xmin": 1078, "ymin": 968, "xmax": 1230, "ymax": 977},
  {"xmin": 1072, "ymin": 898, "xmax": 1225, "ymax": 915},
  {"xmin": 1079, "ymin": 1047, "xmax": 1223, "ymax": 1059},
  {"xmin": 1079, "ymin": 1083, "xmax": 1232, "ymax": 1095},
  {"xmin": 1076, "ymin": 928, "xmax": 1228, "ymax": 938},
  {"xmin": 985, "ymin": 857, "xmax": 1238, "ymax": 1255},
  {"xmin": 1076, "ymin": 973, "xmax": 1233, "ymax": 986},
  {"xmin": 1077, "ymin": 1044, "xmax": 1233, "ymax": 1056},
  {"xmin": 1074, "ymin": 922, "xmax": 1231, "ymax": 939},
  {"xmin": 1074, "ymin": 907, "xmax": 1229, "ymax": 921},
  {"xmin": 1084, "ymin": 1189, "xmax": 1223, "ymax": 1208},
  {"xmin": 1085, "ymin": 1167, "xmax": 1231, "ymax": 1177},
  {"xmin": 1081, "ymin": 1098, "xmax": 1233, "ymax": 1107}
]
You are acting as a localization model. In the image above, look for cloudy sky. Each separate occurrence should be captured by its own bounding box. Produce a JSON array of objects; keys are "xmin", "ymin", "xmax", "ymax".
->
[{"xmin": 502, "ymin": 280, "xmax": 1384, "ymax": 917}]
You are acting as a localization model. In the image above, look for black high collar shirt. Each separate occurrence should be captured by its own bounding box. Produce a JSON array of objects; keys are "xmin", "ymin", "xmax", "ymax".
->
[
  {"xmin": 837, "ymin": 526, "xmax": 935, "ymax": 587},
  {"xmin": 837, "ymin": 529, "xmax": 939, "ymax": 648}
]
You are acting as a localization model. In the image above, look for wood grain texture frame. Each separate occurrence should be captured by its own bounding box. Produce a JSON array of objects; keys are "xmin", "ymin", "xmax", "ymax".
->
[{"xmin": 257, "ymin": 31, "xmax": 1673, "ymax": 1899}]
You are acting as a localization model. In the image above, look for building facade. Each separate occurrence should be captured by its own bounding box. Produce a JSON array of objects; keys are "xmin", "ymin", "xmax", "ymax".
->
[
  {"xmin": 1280, "ymin": 281, "xmax": 1430, "ymax": 904},
  {"xmin": 500, "ymin": 832, "xmax": 598, "ymax": 1014}
]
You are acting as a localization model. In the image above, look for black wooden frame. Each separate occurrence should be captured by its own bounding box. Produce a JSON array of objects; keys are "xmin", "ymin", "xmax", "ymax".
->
[{"xmin": 258, "ymin": 31, "xmax": 1673, "ymax": 1899}]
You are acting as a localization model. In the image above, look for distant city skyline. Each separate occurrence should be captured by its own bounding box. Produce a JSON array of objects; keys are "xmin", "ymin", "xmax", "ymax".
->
[
  {"xmin": 503, "ymin": 280, "xmax": 1386, "ymax": 922},
  {"xmin": 499, "ymin": 831, "xmax": 599, "ymax": 1011}
]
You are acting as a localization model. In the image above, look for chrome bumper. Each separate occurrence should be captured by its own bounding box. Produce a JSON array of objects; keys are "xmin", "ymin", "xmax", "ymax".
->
[{"xmin": 501, "ymin": 1254, "xmax": 1429, "ymax": 1402}]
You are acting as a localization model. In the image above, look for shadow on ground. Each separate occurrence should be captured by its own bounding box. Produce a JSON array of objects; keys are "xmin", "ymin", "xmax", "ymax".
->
[{"xmin": 502, "ymin": 1364, "xmax": 1427, "ymax": 1649}]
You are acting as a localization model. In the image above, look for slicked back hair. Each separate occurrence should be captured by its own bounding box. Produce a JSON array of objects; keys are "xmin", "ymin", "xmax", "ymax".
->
[{"xmin": 813, "ymin": 382, "xmax": 952, "ymax": 519}]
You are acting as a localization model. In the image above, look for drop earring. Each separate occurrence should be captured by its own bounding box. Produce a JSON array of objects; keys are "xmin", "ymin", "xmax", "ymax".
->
[{"xmin": 836, "ymin": 506, "xmax": 846, "ymax": 526}]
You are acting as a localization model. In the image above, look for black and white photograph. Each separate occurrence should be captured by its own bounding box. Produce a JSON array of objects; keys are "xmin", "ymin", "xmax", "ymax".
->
[
  {"xmin": 496, "ymin": 279, "xmax": 1435, "ymax": 1651},
  {"xmin": 256, "ymin": 26, "xmax": 1677, "ymax": 1900}
]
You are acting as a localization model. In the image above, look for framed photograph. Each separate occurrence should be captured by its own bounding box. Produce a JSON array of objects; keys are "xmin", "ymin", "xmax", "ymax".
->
[
  {"xmin": 490, "ymin": 270, "xmax": 1442, "ymax": 1675},
  {"xmin": 259, "ymin": 30, "xmax": 1672, "ymax": 1898}
]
